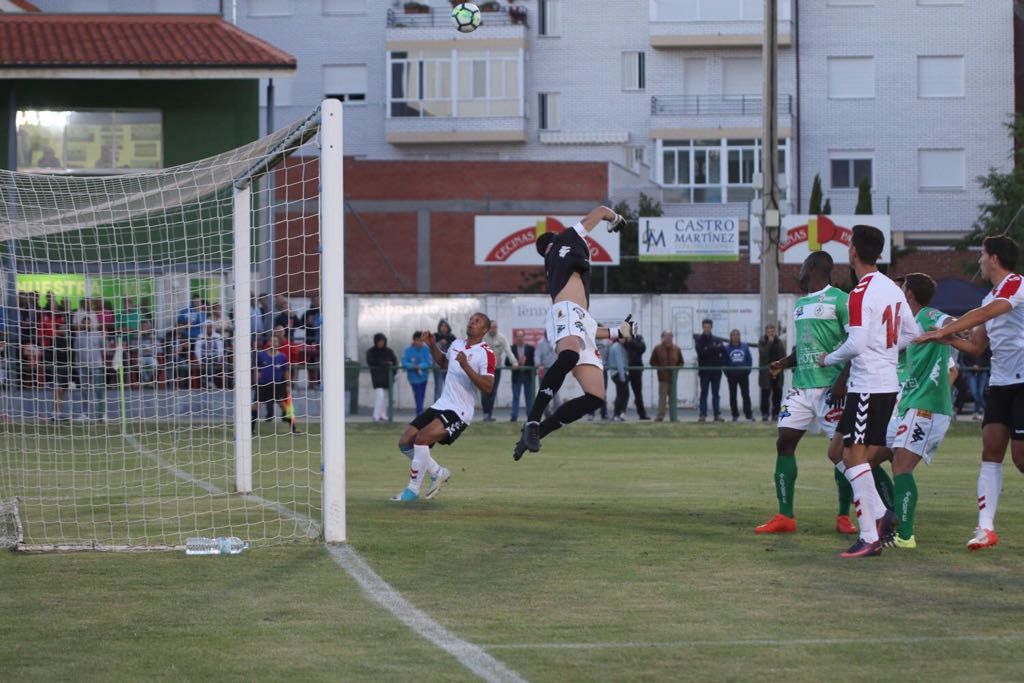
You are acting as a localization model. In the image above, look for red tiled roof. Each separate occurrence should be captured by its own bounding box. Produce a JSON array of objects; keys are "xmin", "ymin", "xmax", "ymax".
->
[{"xmin": 0, "ymin": 14, "xmax": 295, "ymax": 69}]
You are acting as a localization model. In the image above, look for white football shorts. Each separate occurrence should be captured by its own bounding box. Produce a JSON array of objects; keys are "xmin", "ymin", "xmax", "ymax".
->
[
  {"xmin": 890, "ymin": 408, "xmax": 951, "ymax": 464},
  {"xmin": 777, "ymin": 387, "xmax": 844, "ymax": 439},
  {"xmin": 544, "ymin": 300, "xmax": 603, "ymax": 369}
]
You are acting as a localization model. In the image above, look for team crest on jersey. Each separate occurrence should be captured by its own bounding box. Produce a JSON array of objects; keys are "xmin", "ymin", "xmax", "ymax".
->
[
  {"xmin": 795, "ymin": 306, "xmax": 804, "ymax": 318},
  {"xmin": 815, "ymin": 305, "xmax": 824, "ymax": 316}
]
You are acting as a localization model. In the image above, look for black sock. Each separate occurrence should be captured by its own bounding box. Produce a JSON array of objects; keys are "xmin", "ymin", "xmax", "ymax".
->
[
  {"xmin": 528, "ymin": 349, "xmax": 579, "ymax": 422},
  {"xmin": 539, "ymin": 393, "xmax": 604, "ymax": 438}
]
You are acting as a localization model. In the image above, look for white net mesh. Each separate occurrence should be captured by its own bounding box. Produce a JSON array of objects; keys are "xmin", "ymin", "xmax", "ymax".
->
[{"xmin": 0, "ymin": 108, "xmax": 326, "ymax": 551}]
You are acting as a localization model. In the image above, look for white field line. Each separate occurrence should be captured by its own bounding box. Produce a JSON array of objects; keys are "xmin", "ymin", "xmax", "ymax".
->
[
  {"xmin": 327, "ymin": 545, "xmax": 528, "ymax": 683},
  {"xmin": 124, "ymin": 433, "xmax": 526, "ymax": 683},
  {"xmin": 485, "ymin": 634, "xmax": 1024, "ymax": 651},
  {"xmin": 123, "ymin": 433, "xmax": 319, "ymax": 539}
]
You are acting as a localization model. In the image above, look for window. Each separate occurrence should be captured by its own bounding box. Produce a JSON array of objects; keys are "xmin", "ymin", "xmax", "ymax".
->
[
  {"xmin": 16, "ymin": 110, "xmax": 162, "ymax": 173},
  {"xmin": 388, "ymin": 49, "xmax": 522, "ymax": 118},
  {"xmin": 259, "ymin": 78, "xmax": 294, "ymax": 107},
  {"xmin": 827, "ymin": 57, "xmax": 875, "ymax": 99},
  {"xmin": 538, "ymin": 92, "xmax": 560, "ymax": 131},
  {"xmin": 538, "ymin": 0, "xmax": 561, "ymax": 36},
  {"xmin": 323, "ymin": 65, "xmax": 367, "ymax": 103},
  {"xmin": 660, "ymin": 138, "xmax": 787, "ymax": 203},
  {"xmin": 919, "ymin": 149, "xmax": 965, "ymax": 189},
  {"xmin": 622, "ymin": 52, "xmax": 645, "ymax": 91},
  {"xmin": 723, "ymin": 57, "xmax": 761, "ymax": 97},
  {"xmin": 322, "ymin": 0, "xmax": 366, "ymax": 12},
  {"xmin": 830, "ymin": 156, "xmax": 873, "ymax": 189},
  {"xmin": 683, "ymin": 58, "xmax": 708, "ymax": 96},
  {"xmin": 154, "ymin": 0, "xmax": 200, "ymax": 10},
  {"xmin": 917, "ymin": 56, "xmax": 964, "ymax": 98},
  {"xmin": 827, "ymin": 0, "xmax": 874, "ymax": 5},
  {"xmin": 248, "ymin": 0, "xmax": 292, "ymax": 17}
]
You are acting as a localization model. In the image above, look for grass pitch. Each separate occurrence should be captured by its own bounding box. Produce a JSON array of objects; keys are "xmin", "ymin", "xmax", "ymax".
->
[{"xmin": 3, "ymin": 421, "xmax": 1024, "ymax": 681}]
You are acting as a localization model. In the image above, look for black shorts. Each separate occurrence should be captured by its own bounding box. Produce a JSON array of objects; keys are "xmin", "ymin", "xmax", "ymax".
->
[
  {"xmin": 838, "ymin": 392, "xmax": 898, "ymax": 447},
  {"xmin": 982, "ymin": 383, "xmax": 1024, "ymax": 439},
  {"xmin": 256, "ymin": 383, "xmax": 288, "ymax": 404},
  {"xmin": 410, "ymin": 408, "xmax": 468, "ymax": 446}
]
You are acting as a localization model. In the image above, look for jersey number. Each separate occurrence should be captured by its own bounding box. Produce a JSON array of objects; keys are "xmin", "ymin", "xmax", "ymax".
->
[{"xmin": 882, "ymin": 302, "xmax": 902, "ymax": 349}]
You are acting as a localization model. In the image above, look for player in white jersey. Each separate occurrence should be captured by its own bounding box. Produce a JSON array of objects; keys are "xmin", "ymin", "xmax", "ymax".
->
[
  {"xmin": 818, "ymin": 225, "xmax": 920, "ymax": 557},
  {"xmin": 917, "ymin": 235, "xmax": 1024, "ymax": 551},
  {"xmin": 513, "ymin": 205, "xmax": 637, "ymax": 461},
  {"xmin": 392, "ymin": 312, "xmax": 495, "ymax": 502}
]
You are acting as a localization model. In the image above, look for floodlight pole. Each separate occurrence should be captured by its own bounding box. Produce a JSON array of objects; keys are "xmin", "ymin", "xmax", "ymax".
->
[{"xmin": 760, "ymin": 0, "xmax": 781, "ymax": 332}]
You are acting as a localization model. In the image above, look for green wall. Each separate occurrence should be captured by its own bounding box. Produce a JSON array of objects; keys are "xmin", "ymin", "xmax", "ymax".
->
[{"xmin": 0, "ymin": 78, "xmax": 259, "ymax": 170}]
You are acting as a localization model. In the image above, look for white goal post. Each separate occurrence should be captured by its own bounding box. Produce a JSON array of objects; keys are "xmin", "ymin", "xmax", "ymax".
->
[{"xmin": 0, "ymin": 100, "xmax": 345, "ymax": 551}]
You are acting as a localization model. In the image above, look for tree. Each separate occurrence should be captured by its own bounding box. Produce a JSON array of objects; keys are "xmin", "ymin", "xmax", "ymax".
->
[
  {"xmin": 808, "ymin": 174, "xmax": 823, "ymax": 214},
  {"xmin": 855, "ymin": 178, "xmax": 872, "ymax": 214},
  {"xmin": 958, "ymin": 114, "xmax": 1024, "ymax": 250},
  {"xmin": 822, "ymin": 198, "xmax": 832, "ymax": 215}
]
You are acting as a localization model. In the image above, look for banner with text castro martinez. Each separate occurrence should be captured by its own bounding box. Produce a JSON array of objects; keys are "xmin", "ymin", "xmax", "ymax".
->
[
  {"xmin": 474, "ymin": 215, "xmax": 621, "ymax": 266},
  {"xmin": 638, "ymin": 217, "xmax": 741, "ymax": 262}
]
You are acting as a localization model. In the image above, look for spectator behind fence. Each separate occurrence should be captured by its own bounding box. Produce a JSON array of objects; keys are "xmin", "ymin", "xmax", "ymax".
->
[
  {"xmin": 588, "ymin": 337, "xmax": 611, "ymax": 421},
  {"xmin": 649, "ymin": 330, "xmax": 684, "ymax": 422},
  {"xmin": 758, "ymin": 324, "xmax": 787, "ymax": 422},
  {"xmin": 116, "ymin": 297, "xmax": 144, "ymax": 337},
  {"xmin": 694, "ymin": 318, "xmax": 726, "ymax": 422},
  {"xmin": 302, "ymin": 293, "xmax": 321, "ymax": 391},
  {"xmin": 534, "ymin": 331, "xmax": 561, "ymax": 418},
  {"xmin": 482, "ymin": 320, "xmax": 517, "ymax": 421},
  {"xmin": 432, "ymin": 319, "xmax": 456, "ymax": 401},
  {"xmin": 625, "ymin": 333, "xmax": 650, "ymax": 420},
  {"xmin": 138, "ymin": 319, "xmax": 160, "ymax": 385},
  {"xmin": 208, "ymin": 302, "xmax": 233, "ymax": 340},
  {"xmin": 51, "ymin": 313, "xmax": 73, "ymax": 421},
  {"xmin": 273, "ymin": 293, "xmax": 300, "ymax": 340},
  {"xmin": 75, "ymin": 316, "xmax": 108, "ymax": 421},
  {"xmin": 608, "ymin": 336, "xmax": 630, "ymax": 421},
  {"xmin": 367, "ymin": 332, "xmax": 398, "ymax": 422},
  {"xmin": 177, "ymin": 294, "xmax": 206, "ymax": 341},
  {"xmin": 195, "ymin": 322, "xmax": 225, "ymax": 389},
  {"xmin": 509, "ymin": 329, "xmax": 535, "ymax": 422},
  {"xmin": 961, "ymin": 345, "xmax": 991, "ymax": 421},
  {"xmin": 725, "ymin": 329, "xmax": 754, "ymax": 422},
  {"xmin": 166, "ymin": 321, "xmax": 194, "ymax": 387},
  {"xmin": 401, "ymin": 331, "xmax": 432, "ymax": 415}
]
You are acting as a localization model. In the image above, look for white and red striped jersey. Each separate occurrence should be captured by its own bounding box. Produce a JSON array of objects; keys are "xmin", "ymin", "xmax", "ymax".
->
[
  {"xmin": 824, "ymin": 271, "xmax": 920, "ymax": 393},
  {"xmin": 984, "ymin": 273, "xmax": 1024, "ymax": 386},
  {"xmin": 431, "ymin": 338, "xmax": 496, "ymax": 423}
]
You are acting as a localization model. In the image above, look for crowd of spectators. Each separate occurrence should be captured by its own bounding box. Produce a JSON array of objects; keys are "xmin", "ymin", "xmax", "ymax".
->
[{"xmin": 0, "ymin": 290, "xmax": 322, "ymax": 398}]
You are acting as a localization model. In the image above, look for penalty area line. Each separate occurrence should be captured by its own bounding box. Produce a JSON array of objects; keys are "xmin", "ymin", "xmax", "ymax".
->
[
  {"xmin": 327, "ymin": 544, "xmax": 528, "ymax": 683},
  {"xmin": 485, "ymin": 633, "xmax": 1024, "ymax": 651},
  {"xmin": 123, "ymin": 434, "xmax": 525, "ymax": 683}
]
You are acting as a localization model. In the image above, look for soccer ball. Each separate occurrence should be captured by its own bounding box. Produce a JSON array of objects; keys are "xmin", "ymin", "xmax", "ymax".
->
[{"xmin": 451, "ymin": 2, "xmax": 481, "ymax": 33}]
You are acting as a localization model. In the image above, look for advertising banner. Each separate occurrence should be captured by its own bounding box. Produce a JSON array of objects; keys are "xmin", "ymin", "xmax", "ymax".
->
[
  {"xmin": 474, "ymin": 216, "xmax": 621, "ymax": 266},
  {"xmin": 750, "ymin": 214, "xmax": 891, "ymax": 264},
  {"xmin": 638, "ymin": 216, "xmax": 741, "ymax": 261}
]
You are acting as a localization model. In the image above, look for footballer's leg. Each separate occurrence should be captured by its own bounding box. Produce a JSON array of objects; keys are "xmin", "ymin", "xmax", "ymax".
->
[
  {"xmin": 892, "ymin": 448, "xmax": 922, "ymax": 548},
  {"xmin": 968, "ymin": 417, "xmax": 1010, "ymax": 550},
  {"xmin": 828, "ymin": 432, "xmax": 857, "ymax": 534},
  {"xmin": 536, "ymin": 363, "xmax": 605, "ymax": 440},
  {"xmin": 756, "ymin": 426, "xmax": 803, "ymax": 533},
  {"xmin": 520, "ymin": 334, "xmax": 583, "ymax": 455}
]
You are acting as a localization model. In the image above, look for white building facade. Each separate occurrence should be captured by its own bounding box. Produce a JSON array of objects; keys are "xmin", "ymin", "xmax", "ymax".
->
[{"xmin": 33, "ymin": 0, "xmax": 1015, "ymax": 242}]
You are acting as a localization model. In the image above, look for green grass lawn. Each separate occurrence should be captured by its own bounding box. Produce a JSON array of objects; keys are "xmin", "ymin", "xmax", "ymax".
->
[{"xmin": 3, "ymin": 421, "xmax": 1024, "ymax": 681}]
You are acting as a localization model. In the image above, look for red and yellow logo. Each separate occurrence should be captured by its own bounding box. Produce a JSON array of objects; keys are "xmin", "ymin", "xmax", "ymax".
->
[
  {"xmin": 483, "ymin": 217, "xmax": 614, "ymax": 263},
  {"xmin": 780, "ymin": 215, "xmax": 854, "ymax": 253}
]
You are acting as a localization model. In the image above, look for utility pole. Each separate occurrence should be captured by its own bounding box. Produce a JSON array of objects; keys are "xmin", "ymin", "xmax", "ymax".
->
[{"xmin": 759, "ymin": 0, "xmax": 781, "ymax": 333}]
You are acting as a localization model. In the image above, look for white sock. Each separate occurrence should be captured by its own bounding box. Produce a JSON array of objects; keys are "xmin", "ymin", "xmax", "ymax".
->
[
  {"xmin": 845, "ymin": 463, "xmax": 880, "ymax": 543},
  {"xmin": 977, "ymin": 461, "xmax": 1003, "ymax": 531},
  {"xmin": 407, "ymin": 444, "xmax": 431, "ymax": 493},
  {"xmin": 425, "ymin": 452, "xmax": 442, "ymax": 477}
]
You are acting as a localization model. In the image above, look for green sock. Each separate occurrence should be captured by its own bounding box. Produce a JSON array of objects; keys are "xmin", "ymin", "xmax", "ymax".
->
[
  {"xmin": 894, "ymin": 473, "xmax": 918, "ymax": 539},
  {"xmin": 834, "ymin": 468, "xmax": 853, "ymax": 516},
  {"xmin": 775, "ymin": 455, "xmax": 797, "ymax": 517},
  {"xmin": 872, "ymin": 465, "xmax": 895, "ymax": 511}
]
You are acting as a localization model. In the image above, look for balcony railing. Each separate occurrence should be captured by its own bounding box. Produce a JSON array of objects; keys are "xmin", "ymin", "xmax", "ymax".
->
[
  {"xmin": 651, "ymin": 94, "xmax": 793, "ymax": 116},
  {"xmin": 386, "ymin": 6, "xmax": 526, "ymax": 28}
]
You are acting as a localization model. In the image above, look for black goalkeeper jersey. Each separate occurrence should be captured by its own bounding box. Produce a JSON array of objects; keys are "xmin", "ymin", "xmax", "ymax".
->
[{"xmin": 544, "ymin": 224, "xmax": 592, "ymax": 306}]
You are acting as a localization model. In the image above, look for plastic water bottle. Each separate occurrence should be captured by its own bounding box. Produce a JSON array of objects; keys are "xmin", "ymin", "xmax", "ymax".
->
[
  {"xmin": 217, "ymin": 536, "xmax": 248, "ymax": 555},
  {"xmin": 185, "ymin": 536, "xmax": 248, "ymax": 555}
]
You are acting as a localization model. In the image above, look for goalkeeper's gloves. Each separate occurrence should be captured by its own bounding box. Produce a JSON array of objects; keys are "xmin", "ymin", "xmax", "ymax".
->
[
  {"xmin": 609, "ymin": 314, "xmax": 638, "ymax": 341},
  {"xmin": 607, "ymin": 213, "xmax": 627, "ymax": 233}
]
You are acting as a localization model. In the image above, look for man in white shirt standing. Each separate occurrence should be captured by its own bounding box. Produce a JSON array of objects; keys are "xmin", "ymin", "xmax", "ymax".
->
[
  {"xmin": 392, "ymin": 312, "xmax": 495, "ymax": 502},
  {"xmin": 818, "ymin": 224, "xmax": 919, "ymax": 558},
  {"xmin": 916, "ymin": 235, "xmax": 1024, "ymax": 551}
]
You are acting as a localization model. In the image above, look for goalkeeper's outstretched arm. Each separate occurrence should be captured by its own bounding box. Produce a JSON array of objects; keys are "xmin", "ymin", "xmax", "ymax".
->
[{"xmin": 579, "ymin": 205, "xmax": 627, "ymax": 233}]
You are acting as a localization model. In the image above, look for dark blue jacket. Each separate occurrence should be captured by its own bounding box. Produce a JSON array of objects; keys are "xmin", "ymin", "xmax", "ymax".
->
[
  {"xmin": 725, "ymin": 342, "xmax": 753, "ymax": 376},
  {"xmin": 694, "ymin": 333, "xmax": 726, "ymax": 372}
]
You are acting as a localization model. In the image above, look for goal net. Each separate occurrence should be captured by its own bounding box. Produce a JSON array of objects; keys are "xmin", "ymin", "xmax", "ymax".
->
[{"xmin": 0, "ymin": 101, "xmax": 346, "ymax": 551}]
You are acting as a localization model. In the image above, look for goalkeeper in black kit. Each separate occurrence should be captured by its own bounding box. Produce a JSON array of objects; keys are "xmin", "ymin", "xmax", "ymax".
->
[{"xmin": 513, "ymin": 205, "xmax": 638, "ymax": 461}]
